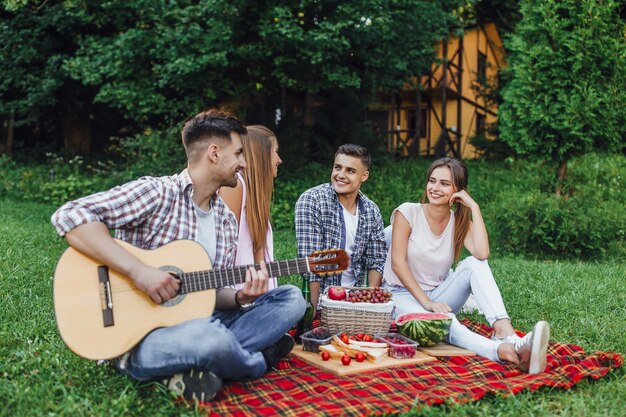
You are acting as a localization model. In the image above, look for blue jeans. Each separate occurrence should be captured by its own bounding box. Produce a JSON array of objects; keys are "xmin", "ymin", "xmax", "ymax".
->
[{"xmin": 121, "ymin": 285, "xmax": 305, "ymax": 381}]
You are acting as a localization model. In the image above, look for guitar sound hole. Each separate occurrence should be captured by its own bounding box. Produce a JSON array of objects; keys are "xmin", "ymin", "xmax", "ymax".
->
[{"xmin": 159, "ymin": 265, "xmax": 185, "ymax": 307}]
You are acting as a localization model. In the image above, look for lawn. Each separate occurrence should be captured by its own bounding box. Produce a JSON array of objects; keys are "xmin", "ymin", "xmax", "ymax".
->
[{"xmin": 0, "ymin": 198, "xmax": 624, "ymax": 417}]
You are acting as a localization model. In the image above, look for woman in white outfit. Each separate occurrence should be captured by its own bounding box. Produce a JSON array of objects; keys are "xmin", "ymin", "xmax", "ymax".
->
[{"xmin": 383, "ymin": 157, "xmax": 550, "ymax": 374}]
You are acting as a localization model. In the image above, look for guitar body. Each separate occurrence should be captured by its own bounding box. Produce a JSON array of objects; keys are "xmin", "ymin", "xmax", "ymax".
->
[{"xmin": 54, "ymin": 239, "xmax": 216, "ymax": 360}]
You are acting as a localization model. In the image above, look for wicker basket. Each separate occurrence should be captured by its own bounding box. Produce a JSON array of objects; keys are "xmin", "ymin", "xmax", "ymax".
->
[{"xmin": 320, "ymin": 287, "xmax": 394, "ymax": 335}]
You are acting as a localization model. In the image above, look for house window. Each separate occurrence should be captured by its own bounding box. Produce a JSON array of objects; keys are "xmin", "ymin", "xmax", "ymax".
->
[
  {"xmin": 476, "ymin": 113, "xmax": 486, "ymax": 137},
  {"xmin": 477, "ymin": 52, "xmax": 487, "ymax": 83}
]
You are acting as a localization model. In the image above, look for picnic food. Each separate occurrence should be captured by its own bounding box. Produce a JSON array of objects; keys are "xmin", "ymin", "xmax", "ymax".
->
[
  {"xmin": 331, "ymin": 335, "xmax": 388, "ymax": 363},
  {"xmin": 300, "ymin": 327, "xmax": 334, "ymax": 352},
  {"xmin": 341, "ymin": 354, "xmax": 352, "ymax": 366},
  {"xmin": 346, "ymin": 287, "xmax": 392, "ymax": 303},
  {"xmin": 318, "ymin": 344, "xmax": 343, "ymax": 359},
  {"xmin": 396, "ymin": 312, "xmax": 452, "ymax": 346},
  {"xmin": 321, "ymin": 351, "xmax": 331, "ymax": 361},
  {"xmin": 376, "ymin": 334, "xmax": 418, "ymax": 359},
  {"xmin": 355, "ymin": 352, "xmax": 366, "ymax": 362},
  {"xmin": 328, "ymin": 286, "xmax": 347, "ymax": 301}
]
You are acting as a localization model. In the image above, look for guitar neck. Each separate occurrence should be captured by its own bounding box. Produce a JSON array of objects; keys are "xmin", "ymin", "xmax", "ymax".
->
[{"xmin": 178, "ymin": 258, "xmax": 309, "ymax": 294}]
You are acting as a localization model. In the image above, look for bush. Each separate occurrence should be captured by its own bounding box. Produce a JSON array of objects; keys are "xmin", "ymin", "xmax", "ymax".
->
[
  {"xmin": 490, "ymin": 154, "xmax": 625, "ymax": 260},
  {"xmin": 0, "ymin": 153, "xmax": 121, "ymax": 207},
  {"xmin": 2, "ymin": 146, "xmax": 623, "ymax": 261},
  {"xmin": 113, "ymin": 127, "xmax": 187, "ymax": 178}
]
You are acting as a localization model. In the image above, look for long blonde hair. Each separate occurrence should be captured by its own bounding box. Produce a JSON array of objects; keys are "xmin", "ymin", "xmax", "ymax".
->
[
  {"xmin": 240, "ymin": 125, "xmax": 277, "ymax": 255},
  {"xmin": 420, "ymin": 158, "xmax": 470, "ymax": 260}
]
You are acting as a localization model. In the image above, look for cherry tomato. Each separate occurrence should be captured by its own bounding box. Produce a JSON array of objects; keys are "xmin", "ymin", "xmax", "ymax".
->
[
  {"xmin": 321, "ymin": 351, "xmax": 331, "ymax": 361},
  {"xmin": 340, "ymin": 334, "xmax": 350, "ymax": 345},
  {"xmin": 341, "ymin": 354, "xmax": 351, "ymax": 366},
  {"xmin": 355, "ymin": 352, "xmax": 366, "ymax": 362},
  {"xmin": 363, "ymin": 334, "xmax": 373, "ymax": 342},
  {"xmin": 355, "ymin": 332, "xmax": 365, "ymax": 341}
]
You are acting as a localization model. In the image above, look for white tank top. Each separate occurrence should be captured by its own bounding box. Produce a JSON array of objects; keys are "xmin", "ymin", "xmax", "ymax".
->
[{"xmin": 383, "ymin": 203, "xmax": 454, "ymax": 291}]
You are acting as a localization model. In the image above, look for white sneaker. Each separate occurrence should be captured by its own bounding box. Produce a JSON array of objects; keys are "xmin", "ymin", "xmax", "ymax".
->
[
  {"xmin": 491, "ymin": 333, "xmax": 522, "ymax": 344},
  {"xmin": 514, "ymin": 321, "xmax": 550, "ymax": 374}
]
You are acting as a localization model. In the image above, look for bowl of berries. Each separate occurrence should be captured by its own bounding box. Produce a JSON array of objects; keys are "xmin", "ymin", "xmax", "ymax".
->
[
  {"xmin": 300, "ymin": 327, "xmax": 336, "ymax": 353},
  {"xmin": 375, "ymin": 333, "xmax": 418, "ymax": 359}
]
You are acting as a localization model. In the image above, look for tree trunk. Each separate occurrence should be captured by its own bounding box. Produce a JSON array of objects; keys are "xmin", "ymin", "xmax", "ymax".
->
[
  {"xmin": 556, "ymin": 159, "xmax": 568, "ymax": 197},
  {"xmin": 0, "ymin": 112, "xmax": 14, "ymax": 156},
  {"xmin": 302, "ymin": 91, "xmax": 315, "ymax": 158},
  {"xmin": 62, "ymin": 109, "xmax": 91, "ymax": 154}
]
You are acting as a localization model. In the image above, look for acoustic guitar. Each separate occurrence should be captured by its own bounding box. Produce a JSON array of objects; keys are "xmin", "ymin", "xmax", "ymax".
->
[{"xmin": 53, "ymin": 239, "xmax": 348, "ymax": 360}]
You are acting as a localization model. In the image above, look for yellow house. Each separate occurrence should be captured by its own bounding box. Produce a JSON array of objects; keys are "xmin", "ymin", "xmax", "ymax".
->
[{"xmin": 370, "ymin": 22, "xmax": 505, "ymax": 159}]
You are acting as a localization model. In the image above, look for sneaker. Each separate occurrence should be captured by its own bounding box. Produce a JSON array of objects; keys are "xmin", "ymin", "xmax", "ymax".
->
[
  {"xmin": 261, "ymin": 334, "xmax": 295, "ymax": 370},
  {"xmin": 514, "ymin": 321, "xmax": 550, "ymax": 374},
  {"xmin": 164, "ymin": 369, "xmax": 222, "ymax": 403},
  {"xmin": 491, "ymin": 332, "xmax": 522, "ymax": 344}
]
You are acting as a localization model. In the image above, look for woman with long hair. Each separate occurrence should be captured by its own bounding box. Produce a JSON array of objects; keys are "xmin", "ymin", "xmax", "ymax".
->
[
  {"xmin": 220, "ymin": 125, "xmax": 282, "ymax": 289},
  {"xmin": 383, "ymin": 157, "xmax": 550, "ymax": 374}
]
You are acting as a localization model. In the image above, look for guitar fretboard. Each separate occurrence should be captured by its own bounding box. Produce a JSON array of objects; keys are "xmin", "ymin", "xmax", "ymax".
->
[{"xmin": 179, "ymin": 258, "xmax": 310, "ymax": 294}]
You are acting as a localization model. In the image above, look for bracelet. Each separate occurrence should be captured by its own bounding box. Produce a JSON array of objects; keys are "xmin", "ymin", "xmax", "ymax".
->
[{"xmin": 234, "ymin": 289, "xmax": 242, "ymax": 308}]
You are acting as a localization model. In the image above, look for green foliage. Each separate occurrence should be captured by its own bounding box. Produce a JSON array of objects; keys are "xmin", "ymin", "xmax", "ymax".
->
[
  {"xmin": 6, "ymin": 151, "xmax": 623, "ymax": 261},
  {"xmin": 0, "ymin": 153, "xmax": 121, "ymax": 207},
  {"xmin": 1, "ymin": 0, "xmax": 468, "ymax": 160},
  {"xmin": 252, "ymin": 0, "xmax": 458, "ymax": 94},
  {"xmin": 64, "ymin": 0, "xmax": 237, "ymax": 125},
  {"xmin": 113, "ymin": 127, "xmax": 187, "ymax": 178},
  {"xmin": 0, "ymin": 1, "xmax": 88, "ymax": 126},
  {"xmin": 489, "ymin": 153, "xmax": 626, "ymax": 260},
  {"xmin": 499, "ymin": 0, "xmax": 626, "ymax": 172}
]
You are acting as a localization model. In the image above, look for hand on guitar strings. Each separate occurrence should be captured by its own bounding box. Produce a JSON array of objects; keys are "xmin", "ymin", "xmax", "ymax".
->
[
  {"xmin": 133, "ymin": 264, "xmax": 181, "ymax": 305},
  {"xmin": 237, "ymin": 261, "xmax": 270, "ymax": 305}
]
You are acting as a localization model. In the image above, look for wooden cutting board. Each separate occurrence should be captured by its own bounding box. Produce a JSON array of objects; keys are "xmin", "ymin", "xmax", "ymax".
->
[
  {"xmin": 290, "ymin": 345, "xmax": 437, "ymax": 376},
  {"xmin": 417, "ymin": 342, "xmax": 476, "ymax": 356}
]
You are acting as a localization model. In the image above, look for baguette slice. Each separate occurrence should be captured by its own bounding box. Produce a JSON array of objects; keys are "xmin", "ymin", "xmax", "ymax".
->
[
  {"xmin": 318, "ymin": 344, "xmax": 344, "ymax": 359},
  {"xmin": 362, "ymin": 347, "xmax": 388, "ymax": 363},
  {"xmin": 349, "ymin": 340, "xmax": 388, "ymax": 349},
  {"xmin": 331, "ymin": 336, "xmax": 366, "ymax": 358}
]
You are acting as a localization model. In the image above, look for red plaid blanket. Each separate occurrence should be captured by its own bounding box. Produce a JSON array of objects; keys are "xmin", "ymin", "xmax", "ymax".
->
[{"xmin": 202, "ymin": 320, "xmax": 623, "ymax": 417}]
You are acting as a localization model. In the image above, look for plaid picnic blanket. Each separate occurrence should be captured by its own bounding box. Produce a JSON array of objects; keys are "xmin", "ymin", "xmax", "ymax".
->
[{"xmin": 201, "ymin": 320, "xmax": 623, "ymax": 417}]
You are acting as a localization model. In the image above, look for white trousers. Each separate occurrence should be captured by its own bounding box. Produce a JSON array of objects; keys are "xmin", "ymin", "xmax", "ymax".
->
[{"xmin": 386, "ymin": 257, "xmax": 509, "ymax": 362}]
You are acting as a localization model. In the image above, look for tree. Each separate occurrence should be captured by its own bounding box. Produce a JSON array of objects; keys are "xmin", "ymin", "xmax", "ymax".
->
[
  {"xmin": 65, "ymin": 0, "xmax": 238, "ymax": 127},
  {"xmin": 1, "ymin": 0, "xmax": 466, "ymax": 160},
  {"xmin": 0, "ymin": 1, "xmax": 93, "ymax": 154},
  {"xmin": 499, "ymin": 0, "xmax": 626, "ymax": 194},
  {"xmin": 230, "ymin": 0, "xmax": 463, "ymax": 161}
]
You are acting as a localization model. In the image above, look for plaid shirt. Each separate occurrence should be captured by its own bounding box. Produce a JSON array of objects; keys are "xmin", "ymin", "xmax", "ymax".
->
[
  {"xmin": 51, "ymin": 169, "xmax": 238, "ymax": 268},
  {"xmin": 295, "ymin": 183, "xmax": 387, "ymax": 295}
]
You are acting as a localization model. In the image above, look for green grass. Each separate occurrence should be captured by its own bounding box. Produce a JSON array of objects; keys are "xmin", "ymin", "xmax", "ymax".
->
[{"xmin": 1, "ymin": 198, "xmax": 624, "ymax": 417}]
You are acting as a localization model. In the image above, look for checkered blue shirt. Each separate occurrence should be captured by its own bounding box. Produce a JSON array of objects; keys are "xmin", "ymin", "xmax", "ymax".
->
[
  {"xmin": 51, "ymin": 169, "xmax": 238, "ymax": 268},
  {"xmin": 295, "ymin": 183, "xmax": 387, "ymax": 294}
]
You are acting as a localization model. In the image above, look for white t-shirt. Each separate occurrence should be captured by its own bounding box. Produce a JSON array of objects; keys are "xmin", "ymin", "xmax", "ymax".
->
[
  {"xmin": 341, "ymin": 205, "xmax": 359, "ymax": 287},
  {"xmin": 383, "ymin": 203, "xmax": 454, "ymax": 291},
  {"xmin": 193, "ymin": 200, "xmax": 217, "ymax": 264}
]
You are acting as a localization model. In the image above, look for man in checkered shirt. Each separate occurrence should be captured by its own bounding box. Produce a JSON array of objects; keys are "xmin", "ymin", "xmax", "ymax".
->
[
  {"xmin": 51, "ymin": 109, "xmax": 305, "ymax": 403},
  {"xmin": 295, "ymin": 144, "xmax": 387, "ymax": 310}
]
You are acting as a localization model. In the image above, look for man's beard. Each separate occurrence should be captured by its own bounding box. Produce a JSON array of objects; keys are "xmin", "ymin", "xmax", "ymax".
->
[{"xmin": 222, "ymin": 173, "xmax": 238, "ymax": 188}]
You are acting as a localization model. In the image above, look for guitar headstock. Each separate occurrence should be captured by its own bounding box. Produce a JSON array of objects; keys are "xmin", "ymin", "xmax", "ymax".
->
[{"xmin": 307, "ymin": 249, "xmax": 349, "ymax": 276}]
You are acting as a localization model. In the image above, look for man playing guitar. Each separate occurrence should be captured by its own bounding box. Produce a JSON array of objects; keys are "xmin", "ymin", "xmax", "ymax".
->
[{"xmin": 51, "ymin": 109, "xmax": 306, "ymax": 403}]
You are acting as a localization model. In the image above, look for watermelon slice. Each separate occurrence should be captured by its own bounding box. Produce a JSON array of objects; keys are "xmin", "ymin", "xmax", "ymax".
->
[{"xmin": 396, "ymin": 312, "xmax": 452, "ymax": 346}]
